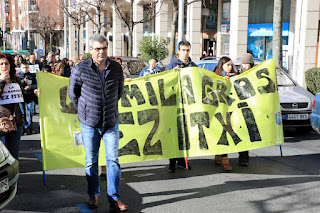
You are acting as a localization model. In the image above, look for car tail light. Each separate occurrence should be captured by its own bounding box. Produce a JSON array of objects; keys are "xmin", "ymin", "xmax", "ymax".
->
[{"xmin": 312, "ymin": 99, "xmax": 315, "ymax": 110}]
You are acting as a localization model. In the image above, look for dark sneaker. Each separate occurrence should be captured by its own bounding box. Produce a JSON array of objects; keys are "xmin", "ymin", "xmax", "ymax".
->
[
  {"xmin": 110, "ymin": 200, "xmax": 128, "ymax": 211},
  {"xmin": 87, "ymin": 196, "xmax": 99, "ymax": 209},
  {"xmin": 26, "ymin": 127, "xmax": 32, "ymax": 135},
  {"xmin": 168, "ymin": 159, "xmax": 176, "ymax": 173},
  {"xmin": 23, "ymin": 128, "xmax": 28, "ymax": 135},
  {"xmin": 177, "ymin": 162, "xmax": 192, "ymax": 170},
  {"xmin": 239, "ymin": 157, "xmax": 249, "ymax": 167}
]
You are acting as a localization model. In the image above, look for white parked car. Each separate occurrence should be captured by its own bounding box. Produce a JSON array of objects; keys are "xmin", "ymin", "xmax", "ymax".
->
[
  {"xmin": 0, "ymin": 141, "xmax": 19, "ymax": 210},
  {"xmin": 276, "ymin": 67, "xmax": 315, "ymax": 128}
]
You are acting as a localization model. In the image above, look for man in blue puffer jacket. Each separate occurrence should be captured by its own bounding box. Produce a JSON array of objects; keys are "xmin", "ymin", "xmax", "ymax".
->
[
  {"xmin": 166, "ymin": 40, "xmax": 197, "ymax": 173},
  {"xmin": 69, "ymin": 34, "xmax": 128, "ymax": 211},
  {"xmin": 138, "ymin": 58, "xmax": 162, "ymax": 77}
]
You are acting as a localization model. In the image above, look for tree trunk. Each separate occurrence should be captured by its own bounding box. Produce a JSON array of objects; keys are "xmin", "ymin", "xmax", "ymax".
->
[
  {"xmin": 97, "ymin": 9, "xmax": 101, "ymax": 34},
  {"xmin": 273, "ymin": 0, "xmax": 283, "ymax": 68},
  {"xmin": 169, "ymin": 0, "xmax": 178, "ymax": 59},
  {"xmin": 129, "ymin": 30, "xmax": 133, "ymax": 57},
  {"xmin": 49, "ymin": 33, "xmax": 53, "ymax": 52},
  {"xmin": 128, "ymin": 0, "xmax": 134, "ymax": 57},
  {"xmin": 77, "ymin": 25, "xmax": 81, "ymax": 58}
]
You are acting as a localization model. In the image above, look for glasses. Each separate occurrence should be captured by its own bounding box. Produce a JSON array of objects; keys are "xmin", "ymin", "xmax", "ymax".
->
[{"xmin": 92, "ymin": 46, "xmax": 108, "ymax": 52}]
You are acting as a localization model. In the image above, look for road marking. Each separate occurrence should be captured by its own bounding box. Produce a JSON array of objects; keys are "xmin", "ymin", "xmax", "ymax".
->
[
  {"xmin": 34, "ymin": 153, "xmax": 42, "ymax": 163},
  {"xmin": 76, "ymin": 203, "xmax": 92, "ymax": 213}
]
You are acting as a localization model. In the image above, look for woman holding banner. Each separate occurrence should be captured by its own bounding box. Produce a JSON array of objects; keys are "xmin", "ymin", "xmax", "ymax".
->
[
  {"xmin": 0, "ymin": 53, "xmax": 24, "ymax": 159},
  {"xmin": 213, "ymin": 56, "xmax": 238, "ymax": 171}
]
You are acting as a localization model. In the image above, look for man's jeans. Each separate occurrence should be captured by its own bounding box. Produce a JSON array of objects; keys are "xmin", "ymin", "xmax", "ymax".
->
[
  {"xmin": 19, "ymin": 101, "xmax": 35, "ymax": 129},
  {"xmin": 80, "ymin": 122, "xmax": 121, "ymax": 202}
]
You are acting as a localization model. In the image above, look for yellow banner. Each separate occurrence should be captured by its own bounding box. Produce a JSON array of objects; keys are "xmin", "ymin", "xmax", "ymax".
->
[{"xmin": 38, "ymin": 59, "xmax": 284, "ymax": 170}]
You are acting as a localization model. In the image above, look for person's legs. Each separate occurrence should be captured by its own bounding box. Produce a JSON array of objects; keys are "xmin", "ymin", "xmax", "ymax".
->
[
  {"xmin": 4, "ymin": 125, "xmax": 23, "ymax": 160},
  {"xmin": 239, "ymin": 151, "xmax": 249, "ymax": 166},
  {"xmin": 102, "ymin": 122, "xmax": 121, "ymax": 202},
  {"xmin": 80, "ymin": 123, "xmax": 101, "ymax": 198},
  {"xmin": 26, "ymin": 101, "xmax": 35, "ymax": 132},
  {"xmin": 19, "ymin": 102, "xmax": 27, "ymax": 130}
]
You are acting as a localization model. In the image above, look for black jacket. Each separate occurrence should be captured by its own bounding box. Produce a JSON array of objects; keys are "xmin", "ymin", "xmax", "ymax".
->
[
  {"xmin": 69, "ymin": 58, "xmax": 124, "ymax": 129},
  {"xmin": 165, "ymin": 55, "xmax": 197, "ymax": 71},
  {"xmin": 19, "ymin": 72, "xmax": 37, "ymax": 103}
]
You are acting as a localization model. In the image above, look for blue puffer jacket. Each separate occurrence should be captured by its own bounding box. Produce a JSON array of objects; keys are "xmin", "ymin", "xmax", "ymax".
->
[
  {"xmin": 165, "ymin": 55, "xmax": 197, "ymax": 71},
  {"xmin": 138, "ymin": 65, "xmax": 162, "ymax": 77},
  {"xmin": 69, "ymin": 58, "xmax": 124, "ymax": 129}
]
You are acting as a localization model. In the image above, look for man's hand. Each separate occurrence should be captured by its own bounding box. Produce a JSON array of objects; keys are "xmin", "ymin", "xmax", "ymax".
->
[
  {"xmin": 34, "ymin": 89, "xmax": 39, "ymax": 97},
  {"xmin": 124, "ymin": 78, "xmax": 131, "ymax": 82},
  {"xmin": 24, "ymin": 85, "xmax": 30, "ymax": 90},
  {"xmin": 0, "ymin": 71, "xmax": 10, "ymax": 83}
]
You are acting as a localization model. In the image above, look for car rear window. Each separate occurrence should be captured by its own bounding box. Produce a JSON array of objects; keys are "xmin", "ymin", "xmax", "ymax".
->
[
  {"xmin": 197, "ymin": 63, "xmax": 217, "ymax": 71},
  {"xmin": 123, "ymin": 61, "xmax": 146, "ymax": 75}
]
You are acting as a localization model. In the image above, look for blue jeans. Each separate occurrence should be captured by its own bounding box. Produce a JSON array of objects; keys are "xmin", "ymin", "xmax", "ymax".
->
[
  {"xmin": 19, "ymin": 101, "xmax": 35, "ymax": 129},
  {"xmin": 80, "ymin": 122, "xmax": 121, "ymax": 202},
  {"xmin": 0, "ymin": 125, "xmax": 23, "ymax": 160}
]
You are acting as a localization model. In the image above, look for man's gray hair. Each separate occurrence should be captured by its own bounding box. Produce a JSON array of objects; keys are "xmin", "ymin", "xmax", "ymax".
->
[{"xmin": 88, "ymin": 34, "xmax": 108, "ymax": 48}]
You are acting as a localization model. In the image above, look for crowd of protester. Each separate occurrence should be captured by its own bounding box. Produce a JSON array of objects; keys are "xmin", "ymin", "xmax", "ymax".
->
[{"xmin": 0, "ymin": 35, "xmax": 255, "ymax": 211}]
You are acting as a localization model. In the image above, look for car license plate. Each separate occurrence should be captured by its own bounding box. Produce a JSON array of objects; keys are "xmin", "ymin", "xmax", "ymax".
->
[
  {"xmin": 0, "ymin": 177, "xmax": 9, "ymax": 193},
  {"xmin": 286, "ymin": 114, "xmax": 308, "ymax": 120}
]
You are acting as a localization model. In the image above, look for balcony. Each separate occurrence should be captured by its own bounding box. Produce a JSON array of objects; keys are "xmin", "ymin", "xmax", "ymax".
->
[{"xmin": 29, "ymin": 4, "xmax": 39, "ymax": 12}]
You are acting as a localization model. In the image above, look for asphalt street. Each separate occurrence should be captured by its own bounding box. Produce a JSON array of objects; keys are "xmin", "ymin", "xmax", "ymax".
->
[{"xmin": 3, "ymin": 114, "xmax": 320, "ymax": 213}]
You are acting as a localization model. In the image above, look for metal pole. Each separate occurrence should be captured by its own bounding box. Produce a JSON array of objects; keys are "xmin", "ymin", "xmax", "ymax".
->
[
  {"xmin": 217, "ymin": 0, "xmax": 223, "ymax": 57},
  {"xmin": 27, "ymin": 0, "xmax": 30, "ymax": 49},
  {"xmin": 2, "ymin": 0, "xmax": 6, "ymax": 50},
  {"xmin": 64, "ymin": 0, "xmax": 68, "ymax": 58},
  {"xmin": 178, "ymin": 0, "xmax": 184, "ymax": 42}
]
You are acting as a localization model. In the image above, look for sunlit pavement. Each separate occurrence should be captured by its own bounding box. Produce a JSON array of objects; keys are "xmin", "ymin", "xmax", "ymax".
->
[{"xmin": 3, "ymin": 114, "xmax": 320, "ymax": 213}]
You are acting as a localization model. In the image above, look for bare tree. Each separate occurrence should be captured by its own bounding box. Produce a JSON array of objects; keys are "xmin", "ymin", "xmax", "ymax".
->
[
  {"xmin": 81, "ymin": 0, "xmax": 112, "ymax": 34},
  {"xmin": 273, "ymin": 0, "xmax": 283, "ymax": 68},
  {"xmin": 168, "ymin": 0, "xmax": 206, "ymax": 59},
  {"xmin": 112, "ymin": 0, "xmax": 162, "ymax": 57},
  {"xmin": 61, "ymin": 0, "xmax": 89, "ymax": 58},
  {"xmin": 30, "ymin": 0, "xmax": 63, "ymax": 55},
  {"xmin": 168, "ymin": 0, "xmax": 179, "ymax": 59}
]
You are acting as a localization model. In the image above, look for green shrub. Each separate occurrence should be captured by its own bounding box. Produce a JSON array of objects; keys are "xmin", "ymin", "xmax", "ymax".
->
[
  {"xmin": 138, "ymin": 35, "xmax": 169, "ymax": 64},
  {"xmin": 83, "ymin": 53, "xmax": 91, "ymax": 60},
  {"xmin": 305, "ymin": 67, "xmax": 320, "ymax": 95}
]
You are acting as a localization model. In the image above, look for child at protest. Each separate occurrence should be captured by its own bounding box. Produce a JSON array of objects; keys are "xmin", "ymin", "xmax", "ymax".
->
[
  {"xmin": 213, "ymin": 56, "xmax": 238, "ymax": 171},
  {"xmin": 19, "ymin": 61, "xmax": 37, "ymax": 135},
  {"xmin": 41, "ymin": 65, "xmax": 52, "ymax": 73}
]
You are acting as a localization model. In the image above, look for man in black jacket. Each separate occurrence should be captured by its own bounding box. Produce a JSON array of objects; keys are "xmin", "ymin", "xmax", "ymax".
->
[
  {"xmin": 19, "ymin": 61, "xmax": 37, "ymax": 135},
  {"xmin": 166, "ymin": 40, "xmax": 197, "ymax": 173},
  {"xmin": 69, "ymin": 34, "xmax": 127, "ymax": 211}
]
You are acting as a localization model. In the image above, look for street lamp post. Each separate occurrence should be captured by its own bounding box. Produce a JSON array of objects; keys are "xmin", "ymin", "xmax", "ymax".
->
[
  {"xmin": 2, "ymin": 0, "xmax": 6, "ymax": 50},
  {"xmin": 27, "ymin": 0, "xmax": 30, "ymax": 50}
]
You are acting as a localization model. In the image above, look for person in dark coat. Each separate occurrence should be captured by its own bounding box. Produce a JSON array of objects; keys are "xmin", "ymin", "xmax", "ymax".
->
[
  {"xmin": 69, "ymin": 34, "xmax": 128, "ymax": 211},
  {"xmin": 165, "ymin": 40, "xmax": 197, "ymax": 173},
  {"xmin": 0, "ymin": 53, "xmax": 24, "ymax": 159}
]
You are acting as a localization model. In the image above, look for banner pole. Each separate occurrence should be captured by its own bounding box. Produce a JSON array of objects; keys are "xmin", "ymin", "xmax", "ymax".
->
[{"xmin": 43, "ymin": 170, "xmax": 46, "ymax": 185}]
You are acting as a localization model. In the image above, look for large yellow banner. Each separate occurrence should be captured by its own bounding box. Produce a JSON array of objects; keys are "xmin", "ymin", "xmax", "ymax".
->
[{"xmin": 38, "ymin": 59, "xmax": 284, "ymax": 170}]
